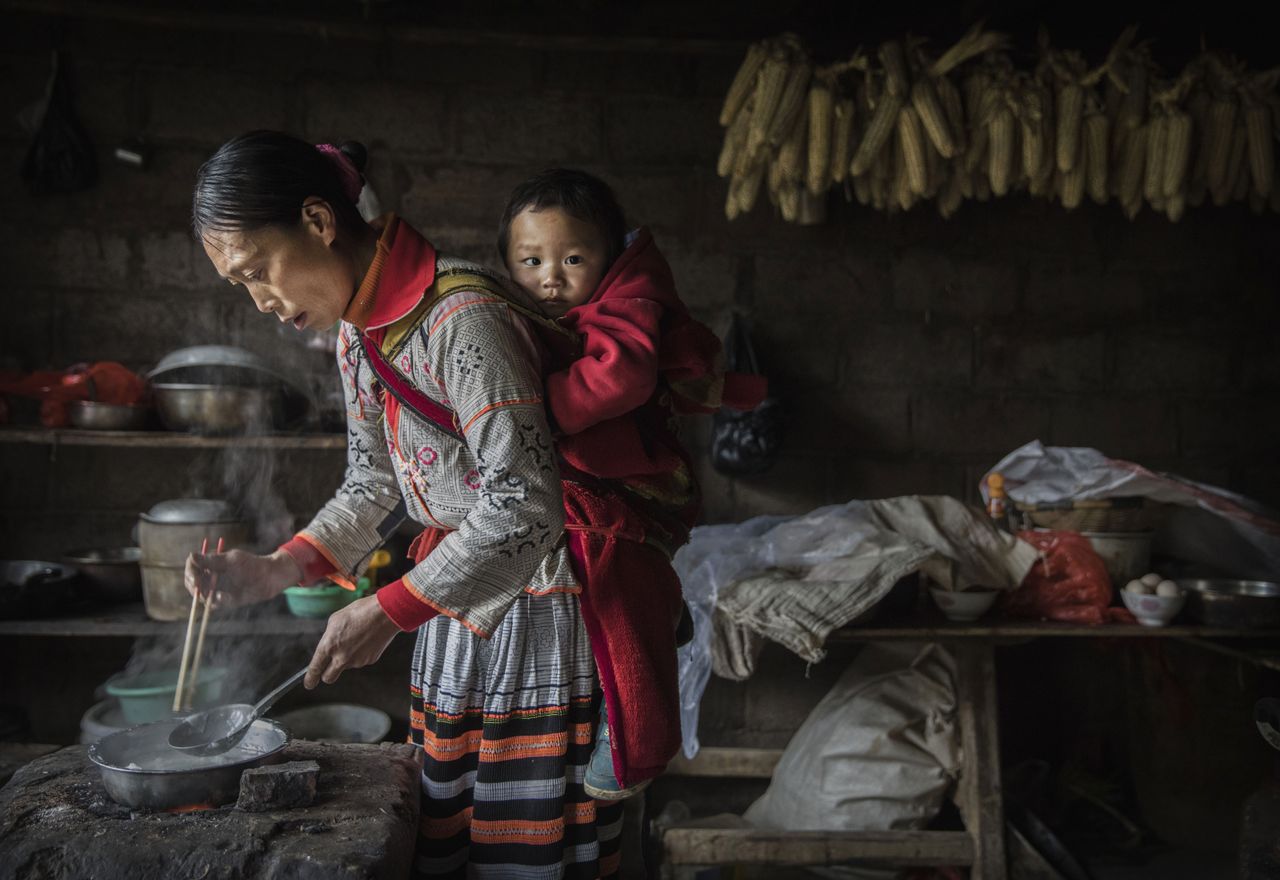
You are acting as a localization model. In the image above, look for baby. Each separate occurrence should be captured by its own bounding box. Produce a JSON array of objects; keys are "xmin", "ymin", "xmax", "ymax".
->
[{"xmin": 498, "ymin": 169, "xmax": 764, "ymax": 800}]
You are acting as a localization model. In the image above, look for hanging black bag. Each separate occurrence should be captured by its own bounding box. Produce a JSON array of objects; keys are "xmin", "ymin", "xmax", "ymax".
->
[
  {"xmin": 22, "ymin": 52, "xmax": 97, "ymax": 195},
  {"xmin": 711, "ymin": 313, "xmax": 783, "ymax": 475}
]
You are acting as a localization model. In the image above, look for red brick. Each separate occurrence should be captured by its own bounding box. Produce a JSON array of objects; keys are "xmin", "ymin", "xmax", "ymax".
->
[
  {"xmin": 912, "ymin": 394, "xmax": 1052, "ymax": 457},
  {"xmin": 977, "ymin": 328, "xmax": 1107, "ymax": 391},
  {"xmin": 1049, "ymin": 397, "xmax": 1179, "ymax": 460},
  {"xmin": 457, "ymin": 91, "xmax": 603, "ymax": 163},
  {"xmin": 891, "ymin": 249, "xmax": 1020, "ymax": 316},
  {"xmin": 304, "ymin": 80, "xmax": 449, "ymax": 158}
]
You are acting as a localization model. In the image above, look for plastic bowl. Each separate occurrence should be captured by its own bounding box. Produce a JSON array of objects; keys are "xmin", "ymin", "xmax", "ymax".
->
[
  {"xmin": 929, "ymin": 587, "xmax": 1000, "ymax": 622},
  {"xmin": 283, "ymin": 584, "xmax": 358, "ymax": 618},
  {"xmin": 276, "ymin": 703, "xmax": 392, "ymax": 744},
  {"xmin": 1121, "ymin": 588, "xmax": 1185, "ymax": 627},
  {"xmin": 104, "ymin": 666, "xmax": 228, "ymax": 724}
]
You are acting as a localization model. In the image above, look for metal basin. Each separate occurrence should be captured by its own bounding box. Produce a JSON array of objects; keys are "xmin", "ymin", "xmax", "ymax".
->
[
  {"xmin": 68, "ymin": 401, "xmax": 150, "ymax": 430},
  {"xmin": 88, "ymin": 717, "xmax": 289, "ymax": 810},
  {"xmin": 152, "ymin": 383, "xmax": 280, "ymax": 434},
  {"xmin": 63, "ymin": 547, "xmax": 142, "ymax": 604},
  {"xmin": 1179, "ymin": 579, "xmax": 1280, "ymax": 629}
]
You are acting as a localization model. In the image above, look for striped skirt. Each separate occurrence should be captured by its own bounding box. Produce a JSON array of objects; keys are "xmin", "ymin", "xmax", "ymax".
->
[{"xmin": 409, "ymin": 591, "xmax": 624, "ymax": 879}]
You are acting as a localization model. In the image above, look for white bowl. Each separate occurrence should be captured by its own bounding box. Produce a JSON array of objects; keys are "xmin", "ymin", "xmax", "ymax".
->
[
  {"xmin": 1121, "ymin": 589, "xmax": 1185, "ymax": 627},
  {"xmin": 929, "ymin": 587, "xmax": 1000, "ymax": 622}
]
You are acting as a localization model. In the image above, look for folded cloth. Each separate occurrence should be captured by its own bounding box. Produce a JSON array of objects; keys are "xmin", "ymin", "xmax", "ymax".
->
[{"xmin": 696, "ymin": 496, "xmax": 1038, "ymax": 681}]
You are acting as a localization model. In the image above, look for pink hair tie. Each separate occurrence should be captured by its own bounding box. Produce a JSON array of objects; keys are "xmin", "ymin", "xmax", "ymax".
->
[{"xmin": 315, "ymin": 143, "xmax": 363, "ymax": 204}]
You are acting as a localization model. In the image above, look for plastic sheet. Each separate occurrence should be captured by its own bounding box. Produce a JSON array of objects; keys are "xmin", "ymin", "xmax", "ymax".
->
[{"xmin": 983, "ymin": 441, "xmax": 1280, "ymax": 579}]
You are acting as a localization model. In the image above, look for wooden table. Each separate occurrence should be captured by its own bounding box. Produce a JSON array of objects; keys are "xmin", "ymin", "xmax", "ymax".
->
[{"xmin": 655, "ymin": 619, "xmax": 1280, "ymax": 879}]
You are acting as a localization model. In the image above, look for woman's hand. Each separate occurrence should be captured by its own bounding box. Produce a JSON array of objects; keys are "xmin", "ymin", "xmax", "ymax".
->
[
  {"xmin": 305, "ymin": 595, "xmax": 401, "ymax": 689},
  {"xmin": 184, "ymin": 548, "xmax": 301, "ymax": 608}
]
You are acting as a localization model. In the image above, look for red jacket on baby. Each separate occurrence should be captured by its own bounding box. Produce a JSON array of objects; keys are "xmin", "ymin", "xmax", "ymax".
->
[{"xmin": 543, "ymin": 226, "xmax": 765, "ymax": 490}]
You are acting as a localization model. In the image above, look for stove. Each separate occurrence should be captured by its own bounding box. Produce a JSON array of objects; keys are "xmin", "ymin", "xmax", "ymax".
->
[{"xmin": 0, "ymin": 740, "xmax": 421, "ymax": 879}]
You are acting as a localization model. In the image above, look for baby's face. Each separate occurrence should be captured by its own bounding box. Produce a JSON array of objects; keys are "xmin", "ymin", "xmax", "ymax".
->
[{"xmin": 505, "ymin": 207, "xmax": 609, "ymax": 318}]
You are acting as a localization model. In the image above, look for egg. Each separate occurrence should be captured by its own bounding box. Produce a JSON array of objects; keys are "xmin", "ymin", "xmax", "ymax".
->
[
  {"xmin": 1125, "ymin": 580, "xmax": 1150, "ymax": 594},
  {"xmin": 1140, "ymin": 573, "xmax": 1162, "ymax": 588},
  {"xmin": 1156, "ymin": 580, "xmax": 1180, "ymax": 597}
]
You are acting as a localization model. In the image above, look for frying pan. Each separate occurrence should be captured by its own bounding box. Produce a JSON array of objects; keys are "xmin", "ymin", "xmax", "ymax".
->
[{"xmin": 87, "ymin": 717, "xmax": 289, "ymax": 810}]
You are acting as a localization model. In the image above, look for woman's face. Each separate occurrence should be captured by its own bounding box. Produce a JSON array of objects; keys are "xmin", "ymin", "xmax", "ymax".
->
[
  {"xmin": 504, "ymin": 207, "xmax": 609, "ymax": 318},
  {"xmin": 201, "ymin": 200, "xmax": 355, "ymax": 332}
]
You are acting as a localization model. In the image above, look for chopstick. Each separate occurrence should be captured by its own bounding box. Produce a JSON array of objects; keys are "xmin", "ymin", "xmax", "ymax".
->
[
  {"xmin": 173, "ymin": 537, "xmax": 208, "ymax": 714},
  {"xmin": 184, "ymin": 537, "xmax": 222, "ymax": 711}
]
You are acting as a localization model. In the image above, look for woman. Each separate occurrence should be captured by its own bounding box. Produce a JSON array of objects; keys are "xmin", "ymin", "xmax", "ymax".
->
[{"xmin": 184, "ymin": 130, "xmax": 623, "ymax": 879}]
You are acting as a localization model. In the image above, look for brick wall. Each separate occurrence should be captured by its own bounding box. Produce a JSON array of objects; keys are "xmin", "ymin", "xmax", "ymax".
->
[
  {"xmin": 3, "ymin": 8, "xmax": 1278, "ymax": 557},
  {"xmin": 1, "ymin": 8, "xmax": 1277, "ymax": 850}
]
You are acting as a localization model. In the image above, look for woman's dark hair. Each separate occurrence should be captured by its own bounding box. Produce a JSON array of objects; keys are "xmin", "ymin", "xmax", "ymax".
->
[
  {"xmin": 192, "ymin": 130, "xmax": 367, "ymax": 239},
  {"xmin": 497, "ymin": 168, "xmax": 627, "ymax": 264}
]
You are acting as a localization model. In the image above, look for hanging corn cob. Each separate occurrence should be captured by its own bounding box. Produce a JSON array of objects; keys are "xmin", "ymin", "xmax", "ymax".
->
[{"xmin": 715, "ymin": 24, "xmax": 1280, "ymax": 222}]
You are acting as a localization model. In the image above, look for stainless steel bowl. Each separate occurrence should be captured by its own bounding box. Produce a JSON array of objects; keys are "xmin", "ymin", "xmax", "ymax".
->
[
  {"xmin": 152, "ymin": 383, "xmax": 280, "ymax": 434},
  {"xmin": 68, "ymin": 401, "xmax": 150, "ymax": 431},
  {"xmin": 88, "ymin": 717, "xmax": 289, "ymax": 810},
  {"xmin": 63, "ymin": 547, "xmax": 142, "ymax": 603},
  {"xmin": 1179, "ymin": 579, "xmax": 1280, "ymax": 629}
]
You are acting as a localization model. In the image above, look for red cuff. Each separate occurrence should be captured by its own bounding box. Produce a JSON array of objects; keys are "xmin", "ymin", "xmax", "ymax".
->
[
  {"xmin": 278, "ymin": 535, "xmax": 337, "ymax": 584},
  {"xmin": 376, "ymin": 578, "xmax": 441, "ymax": 632}
]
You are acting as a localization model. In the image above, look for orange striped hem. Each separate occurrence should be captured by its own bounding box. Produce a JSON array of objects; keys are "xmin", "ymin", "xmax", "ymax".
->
[
  {"xmin": 421, "ymin": 806, "xmax": 474, "ymax": 839},
  {"xmin": 420, "ymin": 728, "xmax": 484, "ymax": 761},
  {"xmin": 419, "ymin": 702, "xmax": 579, "ymax": 724},
  {"xmin": 428, "ymin": 297, "xmax": 505, "ymax": 335},
  {"xmin": 479, "ymin": 732, "xmax": 569, "ymax": 761},
  {"xmin": 565, "ymin": 802, "xmax": 597, "ymax": 825},
  {"xmin": 460, "ymin": 396, "xmax": 543, "ymax": 433},
  {"xmin": 470, "ymin": 817, "xmax": 564, "ymax": 846}
]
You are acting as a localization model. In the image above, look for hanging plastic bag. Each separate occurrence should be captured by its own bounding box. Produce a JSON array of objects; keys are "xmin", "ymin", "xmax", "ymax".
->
[
  {"xmin": 21, "ymin": 51, "xmax": 97, "ymax": 195},
  {"xmin": 711, "ymin": 313, "xmax": 782, "ymax": 475}
]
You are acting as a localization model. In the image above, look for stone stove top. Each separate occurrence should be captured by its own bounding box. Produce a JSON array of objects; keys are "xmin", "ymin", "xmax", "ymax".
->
[{"xmin": 0, "ymin": 740, "xmax": 421, "ymax": 880}]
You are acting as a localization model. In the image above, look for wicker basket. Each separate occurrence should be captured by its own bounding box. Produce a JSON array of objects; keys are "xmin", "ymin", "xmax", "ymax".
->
[{"xmin": 1011, "ymin": 497, "xmax": 1163, "ymax": 533}]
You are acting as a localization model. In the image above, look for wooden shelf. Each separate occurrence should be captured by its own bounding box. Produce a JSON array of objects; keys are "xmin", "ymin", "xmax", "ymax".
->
[
  {"xmin": 0, "ymin": 603, "xmax": 327, "ymax": 637},
  {"xmin": 660, "ymin": 824, "xmax": 975, "ymax": 868},
  {"xmin": 828, "ymin": 618, "xmax": 1280, "ymax": 640},
  {"xmin": 0, "ymin": 427, "xmax": 345, "ymax": 450}
]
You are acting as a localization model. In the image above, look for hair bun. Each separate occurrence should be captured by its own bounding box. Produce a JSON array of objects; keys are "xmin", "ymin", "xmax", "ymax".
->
[{"xmin": 338, "ymin": 141, "xmax": 368, "ymax": 174}]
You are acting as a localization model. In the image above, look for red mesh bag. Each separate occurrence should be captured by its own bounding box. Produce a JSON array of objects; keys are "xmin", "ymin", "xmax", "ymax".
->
[
  {"xmin": 1000, "ymin": 529, "xmax": 1135, "ymax": 625},
  {"xmin": 0, "ymin": 362, "xmax": 147, "ymax": 427}
]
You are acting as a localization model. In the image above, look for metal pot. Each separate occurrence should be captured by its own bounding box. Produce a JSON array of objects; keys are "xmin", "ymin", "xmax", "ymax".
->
[
  {"xmin": 88, "ymin": 717, "xmax": 289, "ymax": 810},
  {"xmin": 63, "ymin": 547, "xmax": 142, "ymax": 603},
  {"xmin": 0, "ymin": 560, "xmax": 80, "ymax": 619},
  {"xmin": 148, "ymin": 345, "xmax": 309, "ymax": 427},
  {"xmin": 68, "ymin": 401, "xmax": 151, "ymax": 431},
  {"xmin": 1179, "ymin": 579, "xmax": 1280, "ymax": 630},
  {"xmin": 152, "ymin": 383, "xmax": 280, "ymax": 434},
  {"xmin": 136, "ymin": 500, "xmax": 248, "ymax": 621}
]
